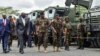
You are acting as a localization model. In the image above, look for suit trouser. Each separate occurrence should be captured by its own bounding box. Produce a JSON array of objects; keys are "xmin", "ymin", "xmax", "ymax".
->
[
  {"xmin": 27, "ymin": 35, "xmax": 32, "ymax": 47},
  {"xmin": 0, "ymin": 36, "xmax": 1, "ymax": 43},
  {"xmin": 18, "ymin": 34, "xmax": 24, "ymax": 51},
  {"xmin": 2, "ymin": 34, "xmax": 9, "ymax": 50},
  {"xmin": 8, "ymin": 35, "xmax": 13, "ymax": 47},
  {"xmin": 34, "ymin": 35, "xmax": 38, "ymax": 46},
  {"xmin": 23, "ymin": 34, "xmax": 28, "ymax": 47}
]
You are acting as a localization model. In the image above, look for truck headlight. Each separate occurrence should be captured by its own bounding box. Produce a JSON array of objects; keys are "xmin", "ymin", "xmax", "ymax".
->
[{"xmin": 87, "ymin": 32, "xmax": 91, "ymax": 35}]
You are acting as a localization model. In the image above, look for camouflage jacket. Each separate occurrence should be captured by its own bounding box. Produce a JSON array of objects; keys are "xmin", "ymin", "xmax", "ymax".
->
[
  {"xmin": 51, "ymin": 19, "xmax": 63, "ymax": 33},
  {"xmin": 36, "ymin": 18, "xmax": 49, "ymax": 32},
  {"xmin": 64, "ymin": 22, "xmax": 72, "ymax": 33}
]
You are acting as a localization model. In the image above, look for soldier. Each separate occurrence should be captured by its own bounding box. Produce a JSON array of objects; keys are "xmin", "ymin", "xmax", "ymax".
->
[
  {"xmin": 36, "ymin": 12, "xmax": 49, "ymax": 53},
  {"xmin": 63, "ymin": 16, "xmax": 72, "ymax": 51},
  {"xmin": 77, "ymin": 18, "xmax": 85, "ymax": 49},
  {"xmin": 51, "ymin": 14, "xmax": 63, "ymax": 52}
]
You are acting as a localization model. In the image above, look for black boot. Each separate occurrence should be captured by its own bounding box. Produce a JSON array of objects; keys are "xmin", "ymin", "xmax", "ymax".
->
[
  {"xmin": 65, "ymin": 45, "xmax": 69, "ymax": 51},
  {"xmin": 80, "ymin": 46, "xmax": 84, "ymax": 50},
  {"xmin": 77, "ymin": 46, "xmax": 81, "ymax": 49}
]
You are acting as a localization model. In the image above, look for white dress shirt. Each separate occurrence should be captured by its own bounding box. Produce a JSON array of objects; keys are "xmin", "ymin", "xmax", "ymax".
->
[{"xmin": 22, "ymin": 18, "xmax": 25, "ymax": 26}]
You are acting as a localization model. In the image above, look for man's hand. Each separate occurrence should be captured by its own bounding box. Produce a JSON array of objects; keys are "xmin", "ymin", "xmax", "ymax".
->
[{"xmin": 52, "ymin": 27, "xmax": 56, "ymax": 33}]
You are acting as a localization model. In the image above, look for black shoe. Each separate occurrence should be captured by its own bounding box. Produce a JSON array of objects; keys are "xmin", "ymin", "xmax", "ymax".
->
[
  {"xmin": 65, "ymin": 48, "xmax": 70, "ymax": 51},
  {"xmin": 8, "ymin": 48, "xmax": 12, "ymax": 51},
  {"xmin": 27, "ymin": 45, "xmax": 33, "ymax": 48},
  {"xmin": 65, "ymin": 47, "xmax": 70, "ymax": 51},
  {"xmin": 3, "ymin": 50, "xmax": 9, "ymax": 53},
  {"xmin": 19, "ymin": 51, "xmax": 24, "ymax": 54},
  {"xmin": 80, "ymin": 47, "xmax": 84, "ymax": 50}
]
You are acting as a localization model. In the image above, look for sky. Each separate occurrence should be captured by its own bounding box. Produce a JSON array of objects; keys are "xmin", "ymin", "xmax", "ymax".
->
[
  {"xmin": 0, "ymin": 0, "xmax": 100, "ymax": 13},
  {"xmin": 91, "ymin": 0, "xmax": 100, "ymax": 8},
  {"xmin": 0, "ymin": 0, "xmax": 66, "ymax": 13}
]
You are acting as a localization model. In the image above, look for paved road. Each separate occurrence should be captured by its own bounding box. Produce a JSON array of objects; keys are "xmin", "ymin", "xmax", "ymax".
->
[{"xmin": 0, "ymin": 40, "xmax": 100, "ymax": 56}]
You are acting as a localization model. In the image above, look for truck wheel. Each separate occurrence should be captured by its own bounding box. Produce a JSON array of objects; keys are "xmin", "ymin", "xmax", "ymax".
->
[{"xmin": 96, "ymin": 37, "xmax": 100, "ymax": 48}]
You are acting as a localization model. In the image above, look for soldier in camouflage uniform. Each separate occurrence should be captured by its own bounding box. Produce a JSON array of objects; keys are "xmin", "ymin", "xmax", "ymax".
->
[
  {"xmin": 63, "ymin": 16, "xmax": 72, "ymax": 51},
  {"xmin": 51, "ymin": 15, "xmax": 63, "ymax": 52},
  {"xmin": 36, "ymin": 12, "xmax": 49, "ymax": 52},
  {"xmin": 77, "ymin": 18, "xmax": 85, "ymax": 49}
]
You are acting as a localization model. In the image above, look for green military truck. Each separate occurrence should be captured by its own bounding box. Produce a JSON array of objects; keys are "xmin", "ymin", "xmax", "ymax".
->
[{"xmin": 65, "ymin": 0, "xmax": 100, "ymax": 48}]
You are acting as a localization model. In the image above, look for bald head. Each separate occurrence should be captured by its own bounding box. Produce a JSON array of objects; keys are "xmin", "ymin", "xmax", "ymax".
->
[
  {"xmin": 21, "ymin": 13, "xmax": 26, "ymax": 18},
  {"xmin": 2, "ymin": 15, "xmax": 7, "ymax": 19}
]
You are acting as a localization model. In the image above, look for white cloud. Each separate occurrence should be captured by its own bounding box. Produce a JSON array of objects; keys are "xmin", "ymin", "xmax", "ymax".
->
[
  {"xmin": 34, "ymin": 0, "xmax": 53, "ymax": 8},
  {"xmin": 91, "ymin": 0, "xmax": 100, "ymax": 8},
  {"xmin": 0, "ymin": 0, "xmax": 66, "ymax": 13}
]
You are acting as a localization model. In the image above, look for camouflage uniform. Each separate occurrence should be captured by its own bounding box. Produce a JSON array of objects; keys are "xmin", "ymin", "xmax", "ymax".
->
[
  {"xmin": 64, "ymin": 21, "xmax": 71, "ymax": 50},
  {"xmin": 77, "ymin": 20, "xmax": 85, "ymax": 49},
  {"xmin": 51, "ymin": 19, "xmax": 63, "ymax": 50},
  {"xmin": 36, "ymin": 18, "xmax": 49, "ymax": 48}
]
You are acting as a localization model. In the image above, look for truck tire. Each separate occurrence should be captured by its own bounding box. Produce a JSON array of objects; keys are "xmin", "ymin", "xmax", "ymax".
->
[{"xmin": 96, "ymin": 37, "xmax": 100, "ymax": 48}]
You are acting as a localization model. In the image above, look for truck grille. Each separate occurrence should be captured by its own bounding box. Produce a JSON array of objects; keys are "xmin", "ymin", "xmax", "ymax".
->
[{"xmin": 90, "ymin": 16, "xmax": 100, "ymax": 23}]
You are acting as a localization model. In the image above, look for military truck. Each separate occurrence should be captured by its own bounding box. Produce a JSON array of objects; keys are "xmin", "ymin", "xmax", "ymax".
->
[
  {"xmin": 65, "ymin": 0, "xmax": 100, "ymax": 47},
  {"xmin": 28, "ymin": 10, "xmax": 43, "ymax": 24},
  {"xmin": 44, "ymin": 6, "xmax": 69, "ymax": 19}
]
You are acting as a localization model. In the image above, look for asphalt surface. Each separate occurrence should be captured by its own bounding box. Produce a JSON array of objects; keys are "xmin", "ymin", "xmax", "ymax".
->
[{"xmin": 0, "ymin": 40, "xmax": 100, "ymax": 56}]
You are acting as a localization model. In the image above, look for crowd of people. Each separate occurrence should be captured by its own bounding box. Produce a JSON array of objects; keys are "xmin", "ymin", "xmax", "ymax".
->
[{"xmin": 0, "ymin": 12, "xmax": 85, "ymax": 54}]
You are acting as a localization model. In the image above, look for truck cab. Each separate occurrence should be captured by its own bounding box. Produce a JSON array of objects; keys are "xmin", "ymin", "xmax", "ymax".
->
[
  {"xmin": 28, "ymin": 10, "xmax": 43, "ymax": 24},
  {"xmin": 44, "ymin": 6, "xmax": 69, "ymax": 20}
]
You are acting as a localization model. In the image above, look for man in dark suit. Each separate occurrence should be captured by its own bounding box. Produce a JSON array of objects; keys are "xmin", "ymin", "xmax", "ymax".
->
[
  {"xmin": 1, "ymin": 15, "xmax": 10, "ymax": 53},
  {"xmin": 16, "ymin": 13, "xmax": 29, "ymax": 54},
  {"xmin": 0, "ymin": 19, "xmax": 3, "ymax": 43}
]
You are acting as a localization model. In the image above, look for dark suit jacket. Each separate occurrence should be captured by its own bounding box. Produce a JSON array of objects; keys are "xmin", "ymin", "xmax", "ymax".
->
[
  {"xmin": 0, "ymin": 19, "xmax": 10, "ymax": 36},
  {"xmin": 10, "ymin": 22, "xmax": 17, "ymax": 36},
  {"xmin": 28, "ymin": 21, "xmax": 32, "ymax": 35},
  {"xmin": 24, "ymin": 18, "xmax": 35, "ymax": 36},
  {"xmin": 0, "ymin": 19, "xmax": 3, "ymax": 36},
  {"xmin": 16, "ymin": 17, "xmax": 29, "ymax": 35}
]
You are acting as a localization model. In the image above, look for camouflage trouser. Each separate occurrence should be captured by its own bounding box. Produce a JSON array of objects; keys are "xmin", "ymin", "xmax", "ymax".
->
[
  {"xmin": 64, "ymin": 34, "xmax": 71, "ymax": 47},
  {"xmin": 53, "ymin": 32, "xmax": 61, "ymax": 48},
  {"xmin": 77, "ymin": 32, "xmax": 84, "ymax": 48},
  {"xmin": 38, "ymin": 32, "xmax": 48, "ymax": 48},
  {"xmin": 77, "ymin": 38, "xmax": 84, "ymax": 48}
]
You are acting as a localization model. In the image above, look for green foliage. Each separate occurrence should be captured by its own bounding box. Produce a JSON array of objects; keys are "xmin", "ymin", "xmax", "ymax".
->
[
  {"xmin": 76, "ymin": 5, "xmax": 88, "ymax": 17},
  {"xmin": 0, "ymin": 7, "xmax": 19, "ymax": 15}
]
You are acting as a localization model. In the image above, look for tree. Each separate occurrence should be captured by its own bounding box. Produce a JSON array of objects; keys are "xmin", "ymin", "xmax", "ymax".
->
[{"xmin": 0, "ymin": 7, "xmax": 19, "ymax": 15}]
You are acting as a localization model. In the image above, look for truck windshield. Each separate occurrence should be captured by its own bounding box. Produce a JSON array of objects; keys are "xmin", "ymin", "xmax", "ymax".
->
[
  {"xmin": 91, "ymin": 0, "xmax": 100, "ymax": 8},
  {"xmin": 56, "ymin": 9, "xmax": 65, "ymax": 17}
]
